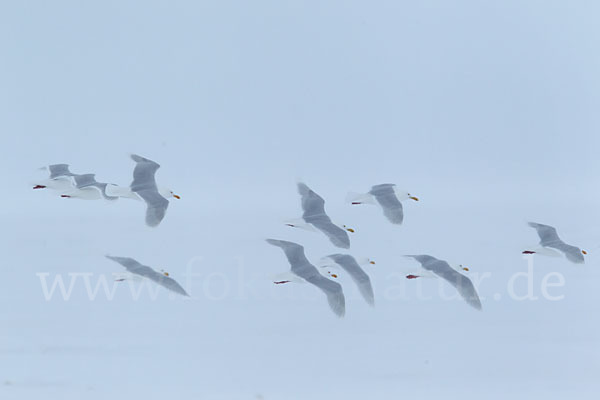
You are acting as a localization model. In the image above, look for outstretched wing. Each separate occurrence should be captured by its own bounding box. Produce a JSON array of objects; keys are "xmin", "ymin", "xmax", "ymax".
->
[
  {"xmin": 130, "ymin": 154, "xmax": 161, "ymax": 192},
  {"xmin": 73, "ymin": 174, "xmax": 118, "ymax": 201},
  {"xmin": 304, "ymin": 274, "xmax": 346, "ymax": 317},
  {"xmin": 328, "ymin": 254, "xmax": 374, "ymax": 306},
  {"xmin": 298, "ymin": 182, "xmax": 326, "ymax": 219},
  {"xmin": 266, "ymin": 239, "xmax": 310, "ymax": 268},
  {"xmin": 130, "ymin": 155, "xmax": 169, "ymax": 226},
  {"xmin": 528, "ymin": 222, "xmax": 562, "ymax": 247},
  {"xmin": 105, "ymin": 255, "xmax": 144, "ymax": 270},
  {"xmin": 369, "ymin": 184, "xmax": 404, "ymax": 224},
  {"xmin": 309, "ymin": 216, "xmax": 350, "ymax": 249},
  {"xmin": 106, "ymin": 255, "xmax": 188, "ymax": 296},
  {"xmin": 137, "ymin": 190, "xmax": 169, "ymax": 227},
  {"xmin": 48, "ymin": 164, "xmax": 75, "ymax": 179},
  {"xmin": 425, "ymin": 259, "xmax": 482, "ymax": 310},
  {"xmin": 266, "ymin": 239, "xmax": 346, "ymax": 317}
]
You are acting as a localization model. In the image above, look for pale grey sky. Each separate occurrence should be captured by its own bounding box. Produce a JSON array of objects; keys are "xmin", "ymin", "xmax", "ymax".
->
[{"xmin": 1, "ymin": 1, "xmax": 599, "ymax": 399}]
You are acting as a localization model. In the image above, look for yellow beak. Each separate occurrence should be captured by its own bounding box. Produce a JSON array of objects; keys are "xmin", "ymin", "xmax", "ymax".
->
[
  {"xmin": 369, "ymin": 261, "xmax": 376, "ymax": 265},
  {"xmin": 582, "ymin": 250, "xmax": 588, "ymax": 255},
  {"xmin": 173, "ymin": 194, "xmax": 181, "ymax": 199},
  {"xmin": 409, "ymin": 196, "xmax": 419, "ymax": 201}
]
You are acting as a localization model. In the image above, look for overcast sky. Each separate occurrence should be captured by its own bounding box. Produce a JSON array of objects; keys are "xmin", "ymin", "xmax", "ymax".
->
[{"xmin": 1, "ymin": 1, "xmax": 599, "ymax": 399}]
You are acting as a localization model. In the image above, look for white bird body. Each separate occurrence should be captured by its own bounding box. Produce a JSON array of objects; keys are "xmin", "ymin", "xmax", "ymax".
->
[
  {"xmin": 60, "ymin": 174, "xmax": 119, "ymax": 201},
  {"xmin": 525, "ymin": 222, "xmax": 586, "ymax": 264},
  {"xmin": 287, "ymin": 183, "xmax": 352, "ymax": 249},
  {"xmin": 106, "ymin": 255, "xmax": 188, "ymax": 296},
  {"xmin": 405, "ymin": 255, "xmax": 482, "ymax": 310},
  {"xmin": 32, "ymin": 177, "xmax": 76, "ymax": 192},
  {"xmin": 267, "ymin": 239, "xmax": 346, "ymax": 317},
  {"xmin": 33, "ymin": 164, "xmax": 78, "ymax": 193},
  {"xmin": 347, "ymin": 183, "xmax": 418, "ymax": 225},
  {"xmin": 105, "ymin": 184, "xmax": 176, "ymax": 201},
  {"xmin": 320, "ymin": 254, "xmax": 375, "ymax": 306}
]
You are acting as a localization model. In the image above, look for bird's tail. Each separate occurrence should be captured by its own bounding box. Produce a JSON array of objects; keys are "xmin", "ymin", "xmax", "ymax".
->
[
  {"xmin": 270, "ymin": 271, "xmax": 304, "ymax": 284},
  {"xmin": 345, "ymin": 191, "xmax": 376, "ymax": 205},
  {"xmin": 283, "ymin": 218, "xmax": 317, "ymax": 232}
]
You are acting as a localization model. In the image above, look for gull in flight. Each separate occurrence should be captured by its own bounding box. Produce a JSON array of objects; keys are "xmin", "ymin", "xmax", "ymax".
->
[
  {"xmin": 523, "ymin": 222, "xmax": 586, "ymax": 264},
  {"xmin": 61, "ymin": 174, "xmax": 119, "ymax": 200},
  {"xmin": 33, "ymin": 164, "xmax": 78, "ymax": 193},
  {"xmin": 347, "ymin": 183, "xmax": 418, "ymax": 225},
  {"xmin": 106, "ymin": 154, "xmax": 180, "ymax": 227},
  {"xmin": 320, "ymin": 254, "xmax": 375, "ymax": 306},
  {"xmin": 286, "ymin": 182, "xmax": 353, "ymax": 249},
  {"xmin": 105, "ymin": 255, "xmax": 188, "ymax": 296},
  {"xmin": 405, "ymin": 255, "xmax": 482, "ymax": 310},
  {"xmin": 267, "ymin": 239, "xmax": 345, "ymax": 317},
  {"xmin": 34, "ymin": 165, "xmax": 118, "ymax": 200}
]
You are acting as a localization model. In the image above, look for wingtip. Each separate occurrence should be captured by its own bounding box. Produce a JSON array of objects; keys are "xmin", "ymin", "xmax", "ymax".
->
[
  {"xmin": 130, "ymin": 153, "xmax": 150, "ymax": 163},
  {"xmin": 296, "ymin": 181, "xmax": 309, "ymax": 194},
  {"xmin": 265, "ymin": 238, "xmax": 281, "ymax": 247}
]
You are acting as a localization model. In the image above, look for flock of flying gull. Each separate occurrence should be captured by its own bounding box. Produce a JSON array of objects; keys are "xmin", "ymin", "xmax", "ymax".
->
[{"xmin": 33, "ymin": 155, "xmax": 588, "ymax": 316}]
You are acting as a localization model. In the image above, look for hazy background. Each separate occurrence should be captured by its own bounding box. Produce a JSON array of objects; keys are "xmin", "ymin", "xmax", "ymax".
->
[{"xmin": 1, "ymin": 1, "xmax": 599, "ymax": 399}]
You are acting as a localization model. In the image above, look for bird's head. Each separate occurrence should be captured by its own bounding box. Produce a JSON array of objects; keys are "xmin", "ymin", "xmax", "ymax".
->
[
  {"xmin": 342, "ymin": 224, "xmax": 355, "ymax": 233},
  {"xmin": 158, "ymin": 187, "xmax": 180, "ymax": 199}
]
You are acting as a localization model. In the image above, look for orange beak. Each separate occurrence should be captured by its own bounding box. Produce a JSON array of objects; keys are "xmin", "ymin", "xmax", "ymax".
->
[
  {"xmin": 409, "ymin": 196, "xmax": 419, "ymax": 201},
  {"xmin": 369, "ymin": 261, "xmax": 376, "ymax": 265},
  {"xmin": 173, "ymin": 194, "xmax": 181, "ymax": 199},
  {"xmin": 330, "ymin": 274, "xmax": 338, "ymax": 278},
  {"xmin": 582, "ymin": 250, "xmax": 588, "ymax": 255}
]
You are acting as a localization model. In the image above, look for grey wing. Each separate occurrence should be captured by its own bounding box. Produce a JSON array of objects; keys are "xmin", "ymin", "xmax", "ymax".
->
[
  {"xmin": 265, "ymin": 239, "xmax": 310, "ymax": 268},
  {"xmin": 75, "ymin": 175, "xmax": 118, "ymax": 200},
  {"xmin": 304, "ymin": 274, "xmax": 346, "ymax": 317},
  {"xmin": 73, "ymin": 174, "xmax": 97, "ymax": 188},
  {"xmin": 429, "ymin": 261, "xmax": 482, "ymax": 310},
  {"xmin": 130, "ymin": 154, "xmax": 161, "ymax": 192},
  {"xmin": 145, "ymin": 273, "xmax": 189, "ymax": 296},
  {"xmin": 137, "ymin": 190, "xmax": 169, "ymax": 227},
  {"xmin": 528, "ymin": 222, "xmax": 561, "ymax": 247},
  {"xmin": 374, "ymin": 192, "xmax": 404, "ymax": 224},
  {"xmin": 105, "ymin": 255, "xmax": 145, "ymax": 270},
  {"xmin": 369, "ymin": 184, "xmax": 404, "ymax": 224},
  {"xmin": 552, "ymin": 242, "xmax": 585, "ymax": 264},
  {"xmin": 106, "ymin": 256, "xmax": 188, "ymax": 296},
  {"xmin": 329, "ymin": 254, "xmax": 374, "ymax": 306},
  {"xmin": 298, "ymin": 182, "xmax": 326, "ymax": 219},
  {"xmin": 95, "ymin": 183, "xmax": 119, "ymax": 201},
  {"xmin": 309, "ymin": 216, "xmax": 350, "ymax": 248},
  {"xmin": 48, "ymin": 164, "xmax": 74, "ymax": 179}
]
